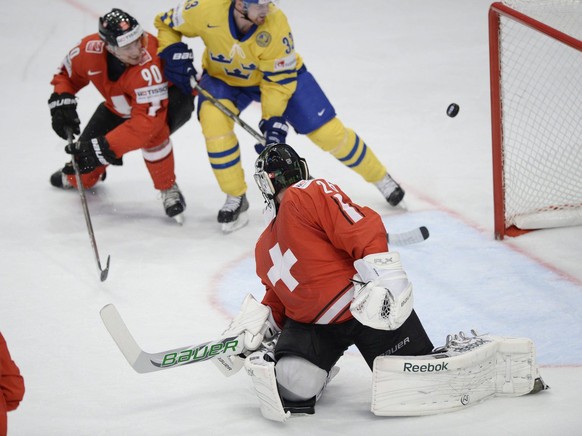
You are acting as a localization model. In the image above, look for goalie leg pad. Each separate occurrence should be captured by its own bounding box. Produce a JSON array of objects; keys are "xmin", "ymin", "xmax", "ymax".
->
[
  {"xmin": 371, "ymin": 334, "xmax": 540, "ymax": 416},
  {"xmin": 496, "ymin": 337, "xmax": 539, "ymax": 396},
  {"xmin": 244, "ymin": 350, "xmax": 290, "ymax": 422}
]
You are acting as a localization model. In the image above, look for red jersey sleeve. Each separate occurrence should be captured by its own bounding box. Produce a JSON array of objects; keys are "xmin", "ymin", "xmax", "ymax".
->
[
  {"xmin": 260, "ymin": 286, "xmax": 286, "ymax": 329},
  {"xmin": 50, "ymin": 37, "xmax": 95, "ymax": 95},
  {"xmin": 0, "ymin": 333, "xmax": 25, "ymax": 412}
]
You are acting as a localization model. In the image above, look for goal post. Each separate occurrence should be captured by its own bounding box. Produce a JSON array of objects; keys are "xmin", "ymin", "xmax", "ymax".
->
[{"xmin": 489, "ymin": 1, "xmax": 582, "ymax": 240}]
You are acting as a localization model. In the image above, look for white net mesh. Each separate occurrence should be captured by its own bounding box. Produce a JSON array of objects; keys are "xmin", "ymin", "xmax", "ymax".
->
[
  {"xmin": 497, "ymin": 0, "xmax": 582, "ymax": 229},
  {"xmin": 502, "ymin": 0, "xmax": 582, "ymax": 38}
]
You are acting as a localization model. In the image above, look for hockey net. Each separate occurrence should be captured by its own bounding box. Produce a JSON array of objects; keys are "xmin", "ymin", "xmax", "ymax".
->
[{"xmin": 489, "ymin": 0, "xmax": 582, "ymax": 239}]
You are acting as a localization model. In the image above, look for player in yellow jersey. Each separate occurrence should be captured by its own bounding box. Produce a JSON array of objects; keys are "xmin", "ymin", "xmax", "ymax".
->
[{"xmin": 155, "ymin": 0, "xmax": 404, "ymax": 232}]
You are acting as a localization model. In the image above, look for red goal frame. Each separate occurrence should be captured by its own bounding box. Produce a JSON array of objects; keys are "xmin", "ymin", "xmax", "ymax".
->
[{"xmin": 488, "ymin": 2, "xmax": 582, "ymax": 240}]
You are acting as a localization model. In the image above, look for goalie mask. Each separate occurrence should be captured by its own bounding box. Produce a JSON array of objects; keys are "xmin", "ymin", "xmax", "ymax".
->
[{"xmin": 254, "ymin": 143, "xmax": 309, "ymax": 202}]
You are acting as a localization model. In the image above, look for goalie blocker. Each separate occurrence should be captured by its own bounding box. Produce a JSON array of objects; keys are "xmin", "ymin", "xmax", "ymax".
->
[{"xmin": 371, "ymin": 331, "xmax": 548, "ymax": 416}]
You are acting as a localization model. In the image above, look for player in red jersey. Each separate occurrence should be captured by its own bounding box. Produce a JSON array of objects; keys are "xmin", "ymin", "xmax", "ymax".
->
[
  {"xmin": 0, "ymin": 332, "xmax": 25, "ymax": 435},
  {"xmin": 219, "ymin": 148, "xmax": 546, "ymax": 421},
  {"xmin": 221, "ymin": 143, "xmax": 433, "ymax": 420},
  {"xmin": 48, "ymin": 9, "xmax": 194, "ymax": 222}
]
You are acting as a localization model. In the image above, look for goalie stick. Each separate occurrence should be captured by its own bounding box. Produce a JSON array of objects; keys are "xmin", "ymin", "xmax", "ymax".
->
[
  {"xmin": 100, "ymin": 229, "xmax": 427, "ymax": 373},
  {"xmin": 100, "ymin": 304, "xmax": 245, "ymax": 373}
]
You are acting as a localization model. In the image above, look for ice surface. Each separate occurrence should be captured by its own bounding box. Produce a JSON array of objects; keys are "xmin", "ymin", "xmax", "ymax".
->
[{"xmin": 1, "ymin": 0, "xmax": 581, "ymax": 434}]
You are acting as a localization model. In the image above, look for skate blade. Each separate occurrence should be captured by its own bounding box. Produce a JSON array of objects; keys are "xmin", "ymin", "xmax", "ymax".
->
[
  {"xmin": 392, "ymin": 198, "xmax": 408, "ymax": 211},
  {"xmin": 172, "ymin": 213, "xmax": 184, "ymax": 225},
  {"xmin": 221, "ymin": 211, "xmax": 249, "ymax": 234}
]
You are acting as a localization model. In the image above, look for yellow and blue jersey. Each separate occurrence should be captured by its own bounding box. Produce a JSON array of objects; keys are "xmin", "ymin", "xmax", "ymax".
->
[{"xmin": 155, "ymin": 0, "xmax": 304, "ymax": 118}]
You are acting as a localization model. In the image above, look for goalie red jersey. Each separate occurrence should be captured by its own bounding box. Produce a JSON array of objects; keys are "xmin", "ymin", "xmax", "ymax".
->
[
  {"xmin": 50, "ymin": 32, "xmax": 169, "ymax": 156},
  {"xmin": 255, "ymin": 178, "xmax": 388, "ymax": 327}
]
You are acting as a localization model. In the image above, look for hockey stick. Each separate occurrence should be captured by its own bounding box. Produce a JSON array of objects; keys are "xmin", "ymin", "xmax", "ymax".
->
[
  {"xmin": 191, "ymin": 77, "xmax": 265, "ymax": 146},
  {"xmin": 192, "ymin": 80, "xmax": 429, "ymax": 246},
  {"xmin": 67, "ymin": 130, "xmax": 111, "ymax": 282},
  {"xmin": 209, "ymin": 228, "xmax": 429, "ymax": 376},
  {"xmin": 100, "ymin": 304, "xmax": 245, "ymax": 373},
  {"xmin": 100, "ymin": 224, "xmax": 427, "ymax": 374},
  {"xmin": 387, "ymin": 226, "xmax": 429, "ymax": 246},
  {"xmin": 189, "ymin": 81, "xmax": 428, "ymax": 239}
]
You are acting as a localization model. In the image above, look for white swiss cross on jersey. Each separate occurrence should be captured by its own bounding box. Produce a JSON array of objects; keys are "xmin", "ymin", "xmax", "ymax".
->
[{"xmin": 267, "ymin": 243, "xmax": 298, "ymax": 291}]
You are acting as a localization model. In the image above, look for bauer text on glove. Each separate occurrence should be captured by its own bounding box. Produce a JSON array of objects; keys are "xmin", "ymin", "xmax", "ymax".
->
[
  {"xmin": 159, "ymin": 42, "xmax": 198, "ymax": 95},
  {"xmin": 255, "ymin": 116, "xmax": 289, "ymax": 153},
  {"xmin": 65, "ymin": 137, "xmax": 122, "ymax": 174},
  {"xmin": 48, "ymin": 92, "xmax": 80, "ymax": 139}
]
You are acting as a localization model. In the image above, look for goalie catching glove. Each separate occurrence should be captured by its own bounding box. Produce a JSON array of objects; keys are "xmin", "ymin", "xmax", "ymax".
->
[{"xmin": 350, "ymin": 252, "xmax": 414, "ymax": 331}]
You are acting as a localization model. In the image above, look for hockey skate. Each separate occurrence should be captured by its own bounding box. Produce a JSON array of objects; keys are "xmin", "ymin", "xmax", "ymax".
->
[
  {"xmin": 50, "ymin": 168, "xmax": 73, "ymax": 189},
  {"xmin": 217, "ymin": 194, "xmax": 249, "ymax": 233},
  {"xmin": 161, "ymin": 183, "xmax": 186, "ymax": 224},
  {"xmin": 50, "ymin": 163, "xmax": 107, "ymax": 189},
  {"xmin": 374, "ymin": 173, "xmax": 405, "ymax": 207}
]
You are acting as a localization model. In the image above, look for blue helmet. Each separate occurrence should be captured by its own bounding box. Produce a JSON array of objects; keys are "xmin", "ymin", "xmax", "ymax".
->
[
  {"xmin": 240, "ymin": 0, "xmax": 272, "ymax": 17},
  {"xmin": 243, "ymin": 0, "xmax": 271, "ymax": 5}
]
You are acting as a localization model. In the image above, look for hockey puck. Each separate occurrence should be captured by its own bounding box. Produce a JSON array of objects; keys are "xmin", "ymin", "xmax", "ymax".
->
[{"xmin": 447, "ymin": 103, "xmax": 460, "ymax": 118}]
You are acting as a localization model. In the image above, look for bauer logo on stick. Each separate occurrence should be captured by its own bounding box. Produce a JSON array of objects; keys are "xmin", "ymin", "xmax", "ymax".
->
[
  {"xmin": 158, "ymin": 337, "xmax": 240, "ymax": 367},
  {"xmin": 447, "ymin": 103, "xmax": 460, "ymax": 117}
]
